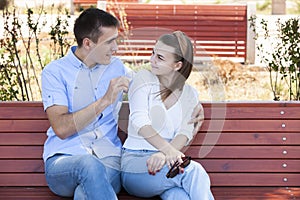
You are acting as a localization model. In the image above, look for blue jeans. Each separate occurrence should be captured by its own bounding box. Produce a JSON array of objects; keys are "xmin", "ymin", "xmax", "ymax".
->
[
  {"xmin": 45, "ymin": 154, "xmax": 121, "ymax": 200},
  {"xmin": 121, "ymin": 148, "xmax": 214, "ymax": 200}
]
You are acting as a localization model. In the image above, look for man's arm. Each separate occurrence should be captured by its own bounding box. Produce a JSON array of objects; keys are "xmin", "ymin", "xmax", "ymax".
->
[
  {"xmin": 46, "ymin": 76, "xmax": 129, "ymax": 139},
  {"xmin": 188, "ymin": 102, "xmax": 204, "ymax": 135}
]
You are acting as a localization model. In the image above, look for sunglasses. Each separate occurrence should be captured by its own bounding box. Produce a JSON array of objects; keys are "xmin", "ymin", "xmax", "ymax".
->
[{"xmin": 166, "ymin": 156, "xmax": 191, "ymax": 178}]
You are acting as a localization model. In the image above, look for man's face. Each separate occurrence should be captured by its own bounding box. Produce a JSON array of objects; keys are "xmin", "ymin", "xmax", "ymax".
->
[{"xmin": 87, "ymin": 26, "xmax": 118, "ymax": 66}]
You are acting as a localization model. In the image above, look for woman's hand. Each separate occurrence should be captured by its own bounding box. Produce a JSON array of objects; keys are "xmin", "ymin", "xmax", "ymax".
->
[
  {"xmin": 163, "ymin": 146, "xmax": 185, "ymax": 169},
  {"xmin": 147, "ymin": 152, "xmax": 166, "ymax": 175}
]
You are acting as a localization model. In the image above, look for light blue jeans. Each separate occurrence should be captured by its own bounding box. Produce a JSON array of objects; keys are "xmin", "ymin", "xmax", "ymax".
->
[
  {"xmin": 121, "ymin": 148, "xmax": 214, "ymax": 200},
  {"xmin": 45, "ymin": 154, "xmax": 121, "ymax": 200}
]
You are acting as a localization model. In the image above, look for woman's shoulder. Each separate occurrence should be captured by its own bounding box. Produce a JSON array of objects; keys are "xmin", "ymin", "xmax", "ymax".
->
[
  {"xmin": 183, "ymin": 84, "xmax": 199, "ymax": 98},
  {"xmin": 133, "ymin": 69, "xmax": 156, "ymax": 83},
  {"xmin": 136, "ymin": 69, "xmax": 153, "ymax": 77}
]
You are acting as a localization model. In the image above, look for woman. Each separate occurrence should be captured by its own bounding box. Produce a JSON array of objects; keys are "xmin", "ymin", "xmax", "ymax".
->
[{"xmin": 121, "ymin": 31, "xmax": 214, "ymax": 200}]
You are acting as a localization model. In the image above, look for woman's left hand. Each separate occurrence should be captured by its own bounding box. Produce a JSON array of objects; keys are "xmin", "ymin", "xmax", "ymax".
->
[{"xmin": 146, "ymin": 152, "xmax": 166, "ymax": 175}]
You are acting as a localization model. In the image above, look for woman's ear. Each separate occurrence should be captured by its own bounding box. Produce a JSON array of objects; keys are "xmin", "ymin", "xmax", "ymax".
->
[{"xmin": 174, "ymin": 61, "xmax": 183, "ymax": 71}]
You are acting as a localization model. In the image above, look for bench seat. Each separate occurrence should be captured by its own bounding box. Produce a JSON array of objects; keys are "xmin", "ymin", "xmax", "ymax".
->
[
  {"xmin": 0, "ymin": 186, "xmax": 299, "ymax": 199},
  {"xmin": 0, "ymin": 101, "xmax": 299, "ymax": 199}
]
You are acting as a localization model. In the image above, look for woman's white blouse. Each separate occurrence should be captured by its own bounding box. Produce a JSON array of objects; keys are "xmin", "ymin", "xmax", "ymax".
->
[{"xmin": 123, "ymin": 69, "xmax": 199, "ymax": 150}]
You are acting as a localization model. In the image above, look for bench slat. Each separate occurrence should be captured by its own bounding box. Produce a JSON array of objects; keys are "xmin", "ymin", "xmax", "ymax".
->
[
  {"xmin": 117, "ymin": 102, "xmax": 300, "ymax": 120},
  {"xmin": 0, "ymin": 107, "xmax": 46, "ymax": 120},
  {"xmin": 212, "ymin": 186, "xmax": 300, "ymax": 199},
  {"xmin": 0, "ymin": 187, "xmax": 300, "ymax": 200},
  {"xmin": 0, "ymin": 120, "xmax": 49, "ymax": 133},
  {"xmin": 0, "ymin": 186, "xmax": 299, "ymax": 200},
  {"xmin": 1, "ymin": 159, "xmax": 299, "ymax": 173},
  {"xmin": 0, "ymin": 160, "xmax": 44, "ymax": 173},
  {"xmin": 0, "ymin": 146, "xmax": 43, "ymax": 159},
  {"xmin": 1, "ymin": 146, "xmax": 298, "ymax": 159},
  {"xmin": 199, "ymin": 159, "xmax": 300, "ymax": 173},
  {"xmin": 194, "ymin": 132, "xmax": 300, "ymax": 145},
  {"xmin": 0, "ymin": 133, "xmax": 46, "ymax": 145},
  {"xmin": 200, "ymin": 120, "xmax": 300, "ymax": 132},
  {"xmin": 1, "ymin": 173, "xmax": 298, "ymax": 187},
  {"xmin": 210, "ymin": 173, "xmax": 300, "ymax": 186},
  {"xmin": 186, "ymin": 146, "xmax": 300, "ymax": 159},
  {"xmin": 0, "ymin": 174, "xmax": 47, "ymax": 187}
]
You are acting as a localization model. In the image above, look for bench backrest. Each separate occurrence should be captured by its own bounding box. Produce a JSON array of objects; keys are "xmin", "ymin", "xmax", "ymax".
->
[
  {"xmin": 106, "ymin": 3, "xmax": 248, "ymax": 63},
  {"xmin": 0, "ymin": 101, "xmax": 299, "ymax": 187}
]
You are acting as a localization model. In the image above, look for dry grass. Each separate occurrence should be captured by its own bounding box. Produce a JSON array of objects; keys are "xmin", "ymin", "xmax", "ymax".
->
[{"xmin": 187, "ymin": 59, "xmax": 274, "ymax": 101}]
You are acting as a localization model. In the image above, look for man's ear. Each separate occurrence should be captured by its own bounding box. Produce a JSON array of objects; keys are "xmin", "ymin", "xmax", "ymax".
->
[
  {"xmin": 82, "ymin": 38, "xmax": 93, "ymax": 50},
  {"xmin": 174, "ymin": 61, "xmax": 183, "ymax": 71}
]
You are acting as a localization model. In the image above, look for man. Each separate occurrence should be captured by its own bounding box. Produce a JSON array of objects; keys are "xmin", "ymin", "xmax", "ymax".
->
[{"xmin": 41, "ymin": 8, "xmax": 203, "ymax": 200}]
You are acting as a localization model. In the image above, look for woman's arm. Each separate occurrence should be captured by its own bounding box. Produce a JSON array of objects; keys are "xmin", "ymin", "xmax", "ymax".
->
[{"xmin": 138, "ymin": 125, "xmax": 185, "ymax": 168}]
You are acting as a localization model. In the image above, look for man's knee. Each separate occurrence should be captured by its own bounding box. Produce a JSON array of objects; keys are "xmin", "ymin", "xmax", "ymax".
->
[{"xmin": 78, "ymin": 155, "xmax": 106, "ymax": 178}]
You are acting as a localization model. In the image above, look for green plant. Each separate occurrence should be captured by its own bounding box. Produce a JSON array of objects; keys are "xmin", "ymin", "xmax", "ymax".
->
[
  {"xmin": 257, "ymin": 0, "xmax": 271, "ymax": 12},
  {"xmin": 249, "ymin": 15, "xmax": 300, "ymax": 101},
  {"xmin": 0, "ymin": 5, "xmax": 73, "ymax": 101},
  {"xmin": 48, "ymin": 6, "xmax": 73, "ymax": 59}
]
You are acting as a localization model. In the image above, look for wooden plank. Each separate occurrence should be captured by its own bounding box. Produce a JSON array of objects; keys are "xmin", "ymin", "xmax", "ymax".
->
[
  {"xmin": 0, "ymin": 133, "xmax": 46, "ymax": 145},
  {"xmin": 0, "ymin": 106, "xmax": 46, "ymax": 120},
  {"xmin": 0, "ymin": 186, "xmax": 299, "ymax": 200},
  {"xmin": 199, "ymin": 119, "xmax": 300, "ymax": 132},
  {"xmin": 186, "ymin": 146, "xmax": 300, "ymax": 159},
  {"xmin": 0, "ymin": 173, "xmax": 299, "ymax": 188},
  {"xmin": 119, "ymin": 102, "xmax": 300, "ymax": 120},
  {"xmin": 0, "ymin": 120, "xmax": 49, "ymax": 133},
  {"xmin": 198, "ymin": 159, "xmax": 300, "ymax": 173},
  {"xmin": 212, "ymin": 187, "xmax": 300, "ymax": 200},
  {"xmin": 0, "ymin": 160, "xmax": 44, "ymax": 173},
  {"xmin": 0, "ymin": 187, "xmax": 67, "ymax": 200},
  {"xmin": 193, "ymin": 132, "xmax": 300, "ymax": 145},
  {"xmin": 125, "ymin": 20, "xmax": 247, "ymax": 27},
  {"xmin": 0, "ymin": 146, "xmax": 43, "ymax": 159},
  {"xmin": 0, "ymin": 174, "xmax": 47, "ymax": 187},
  {"xmin": 210, "ymin": 173, "xmax": 300, "ymax": 186}
]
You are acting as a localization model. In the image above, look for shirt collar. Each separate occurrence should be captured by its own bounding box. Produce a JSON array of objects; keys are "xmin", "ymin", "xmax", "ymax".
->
[{"xmin": 66, "ymin": 46, "xmax": 101, "ymax": 70}]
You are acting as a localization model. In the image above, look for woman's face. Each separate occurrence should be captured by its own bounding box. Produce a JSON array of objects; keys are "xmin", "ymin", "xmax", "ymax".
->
[{"xmin": 150, "ymin": 41, "xmax": 181, "ymax": 76}]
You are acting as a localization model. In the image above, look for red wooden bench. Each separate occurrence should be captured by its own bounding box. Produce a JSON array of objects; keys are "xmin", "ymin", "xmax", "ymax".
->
[
  {"xmin": 0, "ymin": 101, "xmax": 300, "ymax": 199},
  {"xmin": 106, "ymin": 3, "xmax": 249, "ymax": 63},
  {"xmin": 73, "ymin": 0, "xmax": 138, "ymax": 7}
]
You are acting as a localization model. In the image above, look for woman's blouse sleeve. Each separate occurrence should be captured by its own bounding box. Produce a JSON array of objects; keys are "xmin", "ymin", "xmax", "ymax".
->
[
  {"xmin": 175, "ymin": 86, "xmax": 200, "ymax": 145},
  {"xmin": 128, "ymin": 69, "xmax": 155, "ymax": 134}
]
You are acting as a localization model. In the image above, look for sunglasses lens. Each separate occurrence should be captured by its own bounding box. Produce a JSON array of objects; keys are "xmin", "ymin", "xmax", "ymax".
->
[
  {"xmin": 166, "ymin": 156, "xmax": 191, "ymax": 178},
  {"xmin": 167, "ymin": 167, "xmax": 179, "ymax": 178},
  {"xmin": 181, "ymin": 156, "xmax": 191, "ymax": 168}
]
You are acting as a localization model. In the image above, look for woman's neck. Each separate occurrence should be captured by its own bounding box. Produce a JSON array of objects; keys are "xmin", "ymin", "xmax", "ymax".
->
[{"xmin": 157, "ymin": 73, "xmax": 174, "ymax": 89}]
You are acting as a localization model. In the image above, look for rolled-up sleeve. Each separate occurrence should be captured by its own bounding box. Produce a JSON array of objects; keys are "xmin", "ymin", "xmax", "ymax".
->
[{"xmin": 41, "ymin": 64, "xmax": 68, "ymax": 111}]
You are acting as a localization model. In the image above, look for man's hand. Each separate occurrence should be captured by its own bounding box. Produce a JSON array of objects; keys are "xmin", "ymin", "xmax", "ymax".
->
[
  {"xmin": 102, "ymin": 76, "xmax": 130, "ymax": 106},
  {"xmin": 188, "ymin": 102, "xmax": 204, "ymax": 135}
]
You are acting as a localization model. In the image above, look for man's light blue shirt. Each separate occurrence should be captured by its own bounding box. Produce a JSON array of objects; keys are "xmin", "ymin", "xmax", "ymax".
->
[{"xmin": 41, "ymin": 46, "xmax": 126, "ymax": 162}]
